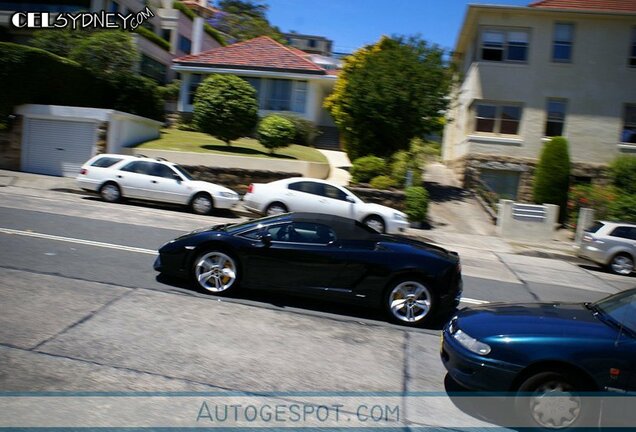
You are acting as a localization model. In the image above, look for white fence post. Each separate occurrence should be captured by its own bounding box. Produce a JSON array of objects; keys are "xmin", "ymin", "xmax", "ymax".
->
[{"xmin": 575, "ymin": 208, "xmax": 595, "ymax": 244}]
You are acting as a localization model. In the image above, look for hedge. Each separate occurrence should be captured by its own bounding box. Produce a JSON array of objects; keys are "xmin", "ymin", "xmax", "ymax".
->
[
  {"xmin": 350, "ymin": 156, "xmax": 387, "ymax": 184},
  {"xmin": 172, "ymin": 1, "xmax": 227, "ymax": 46},
  {"xmin": 135, "ymin": 26, "xmax": 170, "ymax": 51},
  {"xmin": 0, "ymin": 42, "xmax": 163, "ymax": 122}
]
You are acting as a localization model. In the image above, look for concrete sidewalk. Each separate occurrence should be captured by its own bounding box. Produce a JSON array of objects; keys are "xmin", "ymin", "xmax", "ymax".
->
[{"xmin": 0, "ymin": 168, "xmax": 580, "ymax": 262}]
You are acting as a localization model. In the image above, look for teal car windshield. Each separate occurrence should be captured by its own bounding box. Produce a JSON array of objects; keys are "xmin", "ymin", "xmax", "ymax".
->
[{"xmin": 593, "ymin": 290, "xmax": 636, "ymax": 335}]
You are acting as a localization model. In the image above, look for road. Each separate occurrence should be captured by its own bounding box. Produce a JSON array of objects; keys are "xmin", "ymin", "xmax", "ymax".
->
[{"xmin": 1, "ymin": 184, "xmax": 634, "ymax": 428}]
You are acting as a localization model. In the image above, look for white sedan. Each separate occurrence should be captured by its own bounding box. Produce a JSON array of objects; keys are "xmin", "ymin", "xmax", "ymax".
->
[
  {"xmin": 242, "ymin": 177, "xmax": 409, "ymax": 234},
  {"xmin": 77, "ymin": 154, "xmax": 240, "ymax": 215}
]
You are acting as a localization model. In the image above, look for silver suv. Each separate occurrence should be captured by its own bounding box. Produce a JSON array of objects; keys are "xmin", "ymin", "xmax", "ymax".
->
[{"xmin": 578, "ymin": 221, "xmax": 636, "ymax": 276}]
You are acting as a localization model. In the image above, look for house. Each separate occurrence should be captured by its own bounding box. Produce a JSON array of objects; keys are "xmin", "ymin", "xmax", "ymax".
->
[
  {"xmin": 283, "ymin": 32, "xmax": 333, "ymax": 57},
  {"xmin": 442, "ymin": 0, "xmax": 636, "ymax": 201},
  {"xmin": 173, "ymin": 36, "xmax": 340, "ymax": 147},
  {"xmin": 0, "ymin": 0, "xmax": 223, "ymax": 84}
]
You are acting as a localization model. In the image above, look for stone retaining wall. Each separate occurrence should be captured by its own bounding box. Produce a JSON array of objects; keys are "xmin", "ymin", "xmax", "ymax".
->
[
  {"xmin": 0, "ymin": 116, "xmax": 22, "ymax": 171},
  {"xmin": 184, "ymin": 165, "xmax": 301, "ymax": 195},
  {"xmin": 448, "ymin": 154, "xmax": 610, "ymax": 203},
  {"xmin": 349, "ymin": 186, "xmax": 406, "ymax": 211}
]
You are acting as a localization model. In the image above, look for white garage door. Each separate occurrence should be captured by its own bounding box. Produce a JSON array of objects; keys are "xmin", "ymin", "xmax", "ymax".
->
[{"xmin": 22, "ymin": 118, "xmax": 97, "ymax": 177}]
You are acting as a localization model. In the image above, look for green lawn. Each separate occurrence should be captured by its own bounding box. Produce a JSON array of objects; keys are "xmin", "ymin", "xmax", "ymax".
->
[{"xmin": 137, "ymin": 129, "xmax": 328, "ymax": 163}]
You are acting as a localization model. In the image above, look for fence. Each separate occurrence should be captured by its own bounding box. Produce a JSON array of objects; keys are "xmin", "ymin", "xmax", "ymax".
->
[{"xmin": 497, "ymin": 200, "xmax": 559, "ymax": 241}]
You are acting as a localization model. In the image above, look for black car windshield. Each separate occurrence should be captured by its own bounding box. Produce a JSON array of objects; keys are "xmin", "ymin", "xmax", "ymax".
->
[
  {"xmin": 173, "ymin": 165, "xmax": 193, "ymax": 180},
  {"xmin": 593, "ymin": 289, "xmax": 636, "ymax": 335},
  {"xmin": 225, "ymin": 215, "xmax": 286, "ymax": 234}
]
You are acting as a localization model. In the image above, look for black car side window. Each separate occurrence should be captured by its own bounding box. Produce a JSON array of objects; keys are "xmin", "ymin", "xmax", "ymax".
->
[{"xmin": 289, "ymin": 222, "xmax": 336, "ymax": 244}]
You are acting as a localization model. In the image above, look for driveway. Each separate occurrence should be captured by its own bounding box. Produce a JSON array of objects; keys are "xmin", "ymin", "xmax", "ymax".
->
[{"xmin": 424, "ymin": 162, "xmax": 495, "ymax": 236}]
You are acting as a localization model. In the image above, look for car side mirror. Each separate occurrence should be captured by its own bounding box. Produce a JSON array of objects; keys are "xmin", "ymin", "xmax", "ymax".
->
[
  {"xmin": 173, "ymin": 175, "xmax": 182, "ymax": 183},
  {"xmin": 260, "ymin": 233, "xmax": 272, "ymax": 245},
  {"xmin": 346, "ymin": 196, "xmax": 355, "ymax": 204}
]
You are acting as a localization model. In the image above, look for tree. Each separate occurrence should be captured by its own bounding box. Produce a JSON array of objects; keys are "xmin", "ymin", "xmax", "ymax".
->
[
  {"xmin": 257, "ymin": 115, "xmax": 295, "ymax": 154},
  {"xmin": 210, "ymin": 0, "xmax": 284, "ymax": 43},
  {"xmin": 324, "ymin": 36, "xmax": 451, "ymax": 160},
  {"xmin": 533, "ymin": 136, "xmax": 571, "ymax": 222},
  {"xmin": 69, "ymin": 31, "xmax": 138, "ymax": 76},
  {"xmin": 30, "ymin": 29, "xmax": 84, "ymax": 57},
  {"xmin": 193, "ymin": 74, "xmax": 258, "ymax": 145}
]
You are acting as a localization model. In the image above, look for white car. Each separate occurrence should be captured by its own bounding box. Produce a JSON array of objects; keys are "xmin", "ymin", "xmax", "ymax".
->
[
  {"xmin": 77, "ymin": 154, "xmax": 240, "ymax": 215},
  {"xmin": 242, "ymin": 177, "xmax": 410, "ymax": 234}
]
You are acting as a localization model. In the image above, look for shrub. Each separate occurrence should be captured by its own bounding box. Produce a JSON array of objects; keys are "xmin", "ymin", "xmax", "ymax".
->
[
  {"xmin": 0, "ymin": 42, "xmax": 164, "ymax": 123},
  {"xmin": 69, "ymin": 30, "xmax": 139, "ymax": 77},
  {"xmin": 608, "ymin": 194, "xmax": 636, "ymax": 222},
  {"xmin": 193, "ymin": 74, "xmax": 259, "ymax": 145},
  {"xmin": 369, "ymin": 175, "xmax": 397, "ymax": 190},
  {"xmin": 405, "ymin": 186, "xmax": 429, "ymax": 222},
  {"xmin": 350, "ymin": 156, "xmax": 387, "ymax": 184},
  {"xmin": 276, "ymin": 114, "xmax": 320, "ymax": 146},
  {"xmin": 158, "ymin": 80, "xmax": 181, "ymax": 102},
  {"xmin": 0, "ymin": 42, "xmax": 108, "ymax": 122},
  {"xmin": 568, "ymin": 184, "xmax": 617, "ymax": 227},
  {"xmin": 105, "ymin": 72, "xmax": 164, "ymax": 121},
  {"xmin": 390, "ymin": 150, "xmax": 422, "ymax": 187},
  {"xmin": 610, "ymin": 156, "xmax": 636, "ymax": 194},
  {"xmin": 533, "ymin": 136, "xmax": 570, "ymax": 222},
  {"xmin": 257, "ymin": 115, "xmax": 296, "ymax": 153}
]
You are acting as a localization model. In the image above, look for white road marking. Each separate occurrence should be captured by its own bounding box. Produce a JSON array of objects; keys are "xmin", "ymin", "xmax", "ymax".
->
[
  {"xmin": 0, "ymin": 227, "xmax": 157, "ymax": 255},
  {"xmin": 0, "ymin": 227, "xmax": 492, "ymax": 305}
]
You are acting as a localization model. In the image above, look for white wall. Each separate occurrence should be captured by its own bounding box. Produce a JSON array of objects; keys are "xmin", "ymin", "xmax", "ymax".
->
[{"xmin": 107, "ymin": 114, "xmax": 162, "ymax": 154}]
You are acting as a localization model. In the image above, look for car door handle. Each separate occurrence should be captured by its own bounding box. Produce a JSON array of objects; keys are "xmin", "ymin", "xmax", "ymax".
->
[
  {"xmin": 151, "ymin": 180, "xmax": 157, "ymax": 184},
  {"xmin": 116, "ymin": 175, "xmax": 122, "ymax": 178}
]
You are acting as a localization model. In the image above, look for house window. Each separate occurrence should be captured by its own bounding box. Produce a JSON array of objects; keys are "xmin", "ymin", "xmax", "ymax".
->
[
  {"xmin": 630, "ymin": 27, "xmax": 636, "ymax": 67},
  {"xmin": 179, "ymin": 35, "xmax": 192, "ymax": 54},
  {"xmin": 308, "ymin": 39, "xmax": 317, "ymax": 48},
  {"xmin": 480, "ymin": 29, "xmax": 529, "ymax": 63},
  {"xmin": 552, "ymin": 23, "xmax": 574, "ymax": 62},
  {"xmin": 622, "ymin": 104, "xmax": 636, "ymax": 143},
  {"xmin": 265, "ymin": 79, "xmax": 292, "ymax": 111},
  {"xmin": 140, "ymin": 54, "xmax": 167, "ymax": 84},
  {"xmin": 161, "ymin": 29, "xmax": 172, "ymax": 43},
  {"xmin": 292, "ymin": 81, "xmax": 307, "ymax": 113},
  {"xmin": 243, "ymin": 77, "xmax": 263, "ymax": 108},
  {"xmin": 545, "ymin": 99, "xmax": 567, "ymax": 137},
  {"xmin": 474, "ymin": 103, "xmax": 522, "ymax": 135},
  {"xmin": 187, "ymin": 74, "xmax": 203, "ymax": 105}
]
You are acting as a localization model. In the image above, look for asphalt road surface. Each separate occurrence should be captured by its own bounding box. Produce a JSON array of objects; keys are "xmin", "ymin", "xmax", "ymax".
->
[{"xmin": 1, "ymin": 185, "xmax": 634, "ymax": 429}]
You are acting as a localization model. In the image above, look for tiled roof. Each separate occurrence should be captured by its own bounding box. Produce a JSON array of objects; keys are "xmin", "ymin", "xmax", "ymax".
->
[
  {"xmin": 174, "ymin": 36, "xmax": 327, "ymax": 74},
  {"xmin": 529, "ymin": 0, "xmax": 636, "ymax": 12}
]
